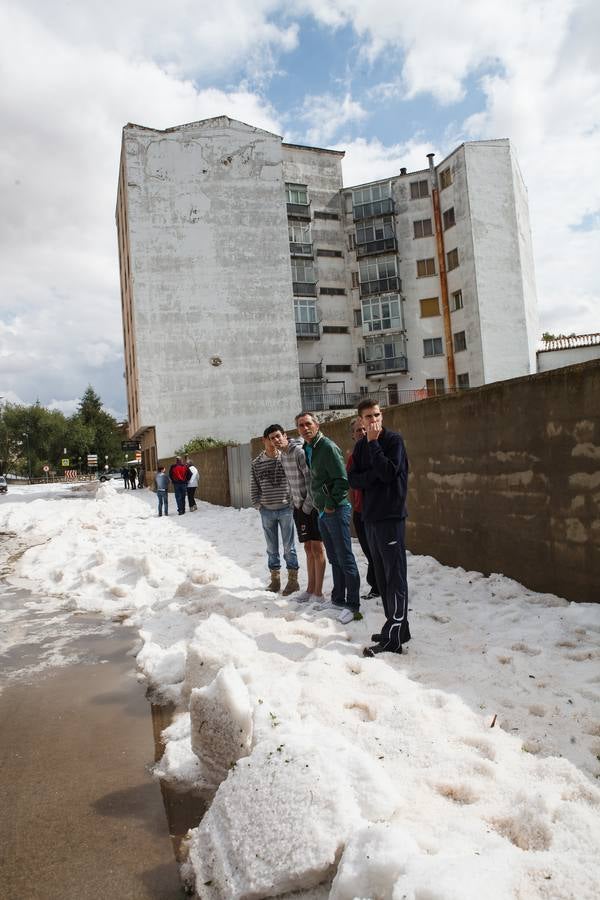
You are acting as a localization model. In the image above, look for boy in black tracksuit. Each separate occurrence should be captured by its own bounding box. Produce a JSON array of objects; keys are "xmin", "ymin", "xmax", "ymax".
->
[{"xmin": 348, "ymin": 401, "xmax": 411, "ymax": 655}]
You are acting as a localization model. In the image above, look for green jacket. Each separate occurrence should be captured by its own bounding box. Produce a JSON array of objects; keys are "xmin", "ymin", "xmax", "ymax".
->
[{"xmin": 305, "ymin": 431, "xmax": 350, "ymax": 512}]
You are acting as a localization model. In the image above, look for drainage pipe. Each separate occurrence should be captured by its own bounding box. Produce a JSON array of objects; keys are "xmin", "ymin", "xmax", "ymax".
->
[{"xmin": 427, "ymin": 153, "xmax": 456, "ymax": 390}]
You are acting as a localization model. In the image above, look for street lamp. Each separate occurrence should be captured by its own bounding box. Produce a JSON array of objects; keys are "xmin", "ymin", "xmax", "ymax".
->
[{"xmin": 22, "ymin": 432, "xmax": 32, "ymax": 483}]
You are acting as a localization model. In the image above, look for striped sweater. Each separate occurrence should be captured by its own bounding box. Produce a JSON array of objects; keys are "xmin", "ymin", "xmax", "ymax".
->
[
  {"xmin": 250, "ymin": 451, "xmax": 292, "ymax": 510},
  {"xmin": 279, "ymin": 438, "xmax": 314, "ymax": 514}
]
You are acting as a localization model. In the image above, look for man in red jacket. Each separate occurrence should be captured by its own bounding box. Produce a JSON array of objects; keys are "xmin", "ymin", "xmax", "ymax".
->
[{"xmin": 169, "ymin": 456, "xmax": 192, "ymax": 515}]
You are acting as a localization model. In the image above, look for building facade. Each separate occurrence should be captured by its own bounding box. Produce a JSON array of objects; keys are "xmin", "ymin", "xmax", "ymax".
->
[
  {"xmin": 537, "ymin": 334, "xmax": 600, "ymax": 372},
  {"xmin": 116, "ymin": 117, "xmax": 538, "ymax": 459}
]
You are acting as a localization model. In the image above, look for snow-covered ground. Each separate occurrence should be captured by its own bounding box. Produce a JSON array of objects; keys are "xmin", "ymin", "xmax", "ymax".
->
[{"xmin": 1, "ymin": 482, "xmax": 600, "ymax": 898}]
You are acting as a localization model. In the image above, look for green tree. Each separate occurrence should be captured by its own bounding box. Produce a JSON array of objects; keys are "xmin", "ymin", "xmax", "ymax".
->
[
  {"xmin": 176, "ymin": 436, "xmax": 237, "ymax": 456},
  {"xmin": 69, "ymin": 385, "xmax": 122, "ymax": 472}
]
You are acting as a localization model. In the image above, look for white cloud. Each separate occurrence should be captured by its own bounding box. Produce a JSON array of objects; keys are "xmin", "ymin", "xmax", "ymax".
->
[
  {"xmin": 337, "ymin": 136, "xmax": 438, "ymax": 186},
  {"xmin": 296, "ymin": 92, "xmax": 368, "ymax": 145}
]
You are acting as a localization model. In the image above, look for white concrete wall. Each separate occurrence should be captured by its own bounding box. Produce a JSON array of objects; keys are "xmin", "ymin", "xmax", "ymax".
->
[
  {"xmin": 464, "ymin": 140, "xmax": 537, "ymax": 383},
  {"xmin": 124, "ymin": 118, "xmax": 301, "ymax": 453},
  {"xmin": 537, "ymin": 345, "xmax": 600, "ymax": 372}
]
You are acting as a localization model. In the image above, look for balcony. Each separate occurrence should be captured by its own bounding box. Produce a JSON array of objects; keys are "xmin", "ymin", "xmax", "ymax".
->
[
  {"xmin": 353, "ymin": 197, "xmax": 394, "ymax": 221},
  {"xmin": 356, "ymin": 236, "xmax": 397, "ymax": 258},
  {"xmin": 293, "ymin": 281, "xmax": 317, "ymax": 297},
  {"xmin": 359, "ymin": 275, "xmax": 401, "ymax": 297},
  {"xmin": 287, "ymin": 202, "xmax": 311, "ymax": 220},
  {"xmin": 289, "ymin": 242, "xmax": 313, "ymax": 257},
  {"xmin": 299, "ymin": 362, "xmax": 324, "ymax": 380},
  {"xmin": 365, "ymin": 355, "xmax": 408, "ymax": 376},
  {"xmin": 296, "ymin": 322, "xmax": 320, "ymax": 340}
]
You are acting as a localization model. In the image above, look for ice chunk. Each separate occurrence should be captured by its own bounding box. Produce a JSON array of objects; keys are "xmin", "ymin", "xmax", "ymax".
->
[
  {"xmin": 184, "ymin": 614, "xmax": 257, "ymax": 696},
  {"xmin": 330, "ymin": 824, "xmax": 420, "ymax": 899},
  {"xmin": 190, "ymin": 663, "xmax": 253, "ymax": 781}
]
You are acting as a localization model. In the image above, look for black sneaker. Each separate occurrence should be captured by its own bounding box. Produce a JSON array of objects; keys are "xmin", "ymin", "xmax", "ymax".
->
[
  {"xmin": 362, "ymin": 589, "xmax": 380, "ymax": 600},
  {"xmin": 363, "ymin": 644, "xmax": 402, "ymax": 658},
  {"xmin": 370, "ymin": 633, "xmax": 382, "ymax": 643}
]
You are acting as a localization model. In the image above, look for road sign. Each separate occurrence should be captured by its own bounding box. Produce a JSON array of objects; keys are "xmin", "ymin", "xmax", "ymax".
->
[
  {"xmin": 87, "ymin": 454, "xmax": 98, "ymax": 465},
  {"xmin": 43, "ymin": 465, "xmax": 50, "ymax": 473},
  {"xmin": 135, "ymin": 451, "xmax": 142, "ymax": 462},
  {"xmin": 121, "ymin": 440, "xmax": 141, "ymax": 451},
  {"xmin": 61, "ymin": 458, "xmax": 70, "ymax": 467}
]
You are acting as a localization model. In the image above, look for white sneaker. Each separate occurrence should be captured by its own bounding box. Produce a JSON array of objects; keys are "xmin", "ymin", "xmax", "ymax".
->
[
  {"xmin": 294, "ymin": 591, "xmax": 312, "ymax": 603},
  {"xmin": 338, "ymin": 608, "xmax": 358, "ymax": 625}
]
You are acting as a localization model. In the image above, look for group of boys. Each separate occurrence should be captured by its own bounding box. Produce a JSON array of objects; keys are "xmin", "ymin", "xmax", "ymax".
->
[
  {"xmin": 251, "ymin": 402, "xmax": 411, "ymax": 658},
  {"xmin": 154, "ymin": 457, "xmax": 200, "ymax": 516}
]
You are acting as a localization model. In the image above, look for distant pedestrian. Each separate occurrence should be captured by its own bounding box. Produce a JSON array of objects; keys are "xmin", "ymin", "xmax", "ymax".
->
[
  {"xmin": 348, "ymin": 418, "xmax": 380, "ymax": 601},
  {"xmin": 348, "ymin": 400, "xmax": 410, "ymax": 657},
  {"xmin": 138, "ymin": 467, "xmax": 145, "ymax": 489},
  {"xmin": 186, "ymin": 458, "xmax": 199, "ymax": 511},
  {"xmin": 169, "ymin": 456, "xmax": 192, "ymax": 515},
  {"xmin": 154, "ymin": 465, "xmax": 169, "ymax": 517},
  {"xmin": 129, "ymin": 467, "xmax": 137, "ymax": 489},
  {"xmin": 121, "ymin": 467, "xmax": 130, "ymax": 489}
]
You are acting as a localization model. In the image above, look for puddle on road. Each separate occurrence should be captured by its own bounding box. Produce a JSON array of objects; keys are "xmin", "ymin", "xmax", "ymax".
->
[{"xmin": 150, "ymin": 699, "xmax": 208, "ymax": 864}]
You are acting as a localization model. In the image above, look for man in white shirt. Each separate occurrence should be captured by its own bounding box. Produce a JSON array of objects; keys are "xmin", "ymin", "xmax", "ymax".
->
[{"xmin": 186, "ymin": 458, "xmax": 199, "ymax": 511}]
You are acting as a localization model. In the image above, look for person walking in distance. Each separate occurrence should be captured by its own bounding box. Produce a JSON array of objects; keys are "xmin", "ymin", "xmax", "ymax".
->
[
  {"xmin": 347, "ymin": 418, "xmax": 380, "ymax": 601},
  {"xmin": 186, "ymin": 458, "xmax": 199, "ymax": 511},
  {"xmin": 154, "ymin": 465, "xmax": 169, "ymax": 517},
  {"xmin": 121, "ymin": 466, "xmax": 130, "ymax": 489},
  {"xmin": 266, "ymin": 424, "xmax": 326, "ymax": 605},
  {"xmin": 348, "ymin": 400, "xmax": 410, "ymax": 656},
  {"xmin": 129, "ymin": 467, "xmax": 137, "ymax": 489},
  {"xmin": 169, "ymin": 456, "xmax": 192, "ymax": 515},
  {"xmin": 251, "ymin": 427, "xmax": 300, "ymax": 596},
  {"xmin": 296, "ymin": 411, "xmax": 360, "ymax": 626}
]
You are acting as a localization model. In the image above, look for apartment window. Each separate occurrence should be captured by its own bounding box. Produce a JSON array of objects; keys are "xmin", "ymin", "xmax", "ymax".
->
[
  {"xmin": 359, "ymin": 255, "xmax": 398, "ymax": 294},
  {"xmin": 314, "ymin": 210, "xmax": 339, "ymax": 220},
  {"xmin": 326, "ymin": 364, "xmax": 352, "ymax": 372},
  {"xmin": 286, "ymin": 183, "xmax": 308, "ymax": 205},
  {"xmin": 447, "ymin": 248, "xmax": 459, "ymax": 271},
  {"xmin": 413, "ymin": 218, "xmax": 433, "ymax": 238},
  {"xmin": 294, "ymin": 297, "xmax": 317, "ymax": 323},
  {"xmin": 420, "ymin": 297, "xmax": 440, "ymax": 318},
  {"xmin": 439, "ymin": 167, "xmax": 452, "ymax": 190},
  {"xmin": 426, "ymin": 378, "xmax": 446, "ymax": 395},
  {"xmin": 423, "ymin": 337, "xmax": 444, "ymax": 357},
  {"xmin": 365, "ymin": 337, "xmax": 407, "ymax": 369},
  {"xmin": 453, "ymin": 330, "xmax": 467, "ymax": 352},
  {"xmin": 417, "ymin": 257, "xmax": 436, "ymax": 277},
  {"xmin": 352, "ymin": 183, "xmax": 391, "ymax": 207},
  {"xmin": 388, "ymin": 383, "xmax": 399, "ymax": 405},
  {"xmin": 451, "ymin": 289, "xmax": 463, "ymax": 310},
  {"xmin": 348, "ymin": 233, "xmax": 355, "ymax": 251},
  {"xmin": 320, "ymin": 286, "xmax": 346, "ymax": 295},
  {"xmin": 353, "ymin": 308, "xmax": 362, "ymax": 327},
  {"xmin": 291, "ymin": 259, "xmax": 316, "ymax": 283},
  {"xmin": 317, "ymin": 249, "xmax": 343, "ymax": 258},
  {"xmin": 322, "ymin": 325, "xmax": 349, "ymax": 334},
  {"xmin": 352, "ymin": 271, "xmax": 360, "ymax": 289},
  {"xmin": 457, "ymin": 372, "xmax": 470, "ymax": 389},
  {"xmin": 356, "ymin": 216, "xmax": 394, "ymax": 245},
  {"xmin": 362, "ymin": 294, "xmax": 403, "ymax": 333},
  {"xmin": 359, "ymin": 385, "xmax": 369, "ymax": 396},
  {"xmin": 289, "ymin": 221, "xmax": 311, "ymax": 246},
  {"xmin": 358, "ymin": 347, "xmax": 366, "ymax": 364},
  {"xmin": 443, "ymin": 207, "xmax": 456, "ymax": 230},
  {"xmin": 410, "ymin": 179, "xmax": 429, "ymax": 200}
]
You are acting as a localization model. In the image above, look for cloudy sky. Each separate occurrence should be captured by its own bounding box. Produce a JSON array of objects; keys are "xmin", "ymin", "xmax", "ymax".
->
[{"xmin": 1, "ymin": 0, "xmax": 598, "ymax": 418}]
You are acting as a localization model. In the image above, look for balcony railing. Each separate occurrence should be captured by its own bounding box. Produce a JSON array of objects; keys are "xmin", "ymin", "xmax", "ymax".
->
[
  {"xmin": 293, "ymin": 281, "xmax": 317, "ymax": 297},
  {"xmin": 362, "ymin": 319, "xmax": 404, "ymax": 336},
  {"xmin": 365, "ymin": 355, "xmax": 408, "ymax": 376},
  {"xmin": 353, "ymin": 197, "xmax": 394, "ymax": 221},
  {"xmin": 356, "ymin": 236, "xmax": 397, "ymax": 257},
  {"xmin": 359, "ymin": 275, "xmax": 401, "ymax": 296},
  {"xmin": 301, "ymin": 386, "xmax": 467, "ymax": 411},
  {"xmin": 296, "ymin": 322, "xmax": 320, "ymax": 339},
  {"xmin": 290, "ymin": 242, "xmax": 313, "ymax": 257},
  {"xmin": 299, "ymin": 362, "xmax": 324, "ymax": 380},
  {"xmin": 287, "ymin": 202, "xmax": 311, "ymax": 219}
]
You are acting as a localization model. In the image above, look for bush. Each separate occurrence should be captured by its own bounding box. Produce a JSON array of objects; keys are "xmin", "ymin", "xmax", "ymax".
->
[{"xmin": 177, "ymin": 436, "xmax": 238, "ymax": 455}]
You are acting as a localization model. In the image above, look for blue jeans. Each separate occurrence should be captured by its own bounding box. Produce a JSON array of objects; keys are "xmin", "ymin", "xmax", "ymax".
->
[
  {"xmin": 157, "ymin": 490, "xmax": 168, "ymax": 516},
  {"xmin": 260, "ymin": 507, "xmax": 299, "ymax": 571},
  {"xmin": 318, "ymin": 504, "xmax": 360, "ymax": 610},
  {"xmin": 173, "ymin": 482, "xmax": 187, "ymax": 514}
]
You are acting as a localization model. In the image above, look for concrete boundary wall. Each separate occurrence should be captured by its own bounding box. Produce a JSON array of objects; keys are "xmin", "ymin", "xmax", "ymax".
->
[{"xmin": 154, "ymin": 361, "xmax": 599, "ymax": 603}]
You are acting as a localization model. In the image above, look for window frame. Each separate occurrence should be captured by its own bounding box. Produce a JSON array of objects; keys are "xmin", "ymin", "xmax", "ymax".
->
[
  {"xmin": 417, "ymin": 257, "xmax": 436, "ymax": 278},
  {"xmin": 453, "ymin": 330, "xmax": 467, "ymax": 353},
  {"xmin": 419, "ymin": 297, "xmax": 440, "ymax": 318},
  {"xmin": 423, "ymin": 337, "xmax": 444, "ymax": 357},
  {"xmin": 413, "ymin": 218, "xmax": 433, "ymax": 239},
  {"xmin": 410, "ymin": 179, "xmax": 429, "ymax": 200}
]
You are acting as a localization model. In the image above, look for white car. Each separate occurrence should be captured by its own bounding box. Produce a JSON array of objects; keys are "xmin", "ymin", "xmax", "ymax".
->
[
  {"xmin": 0, "ymin": 475, "xmax": 7, "ymax": 494},
  {"xmin": 98, "ymin": 469, "xmax": 124, "ymax": 483}
]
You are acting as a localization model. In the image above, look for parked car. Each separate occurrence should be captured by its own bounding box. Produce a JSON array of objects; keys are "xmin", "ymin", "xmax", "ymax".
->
[
  {"xmin": 0, "ymin": 475, "xmax": 7, "ymax": 494},
  {"xmin": 98, "ymin": 469, "xmax": 124, "ymax": 483}
]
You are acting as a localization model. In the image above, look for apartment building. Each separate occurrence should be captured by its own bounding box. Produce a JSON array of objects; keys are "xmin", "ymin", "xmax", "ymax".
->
[{"xmin": 116, "ymin": 117, "xmax": 538, "ymax": 459}]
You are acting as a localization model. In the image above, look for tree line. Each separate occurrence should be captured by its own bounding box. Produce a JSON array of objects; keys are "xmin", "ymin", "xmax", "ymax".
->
[{"xmin": 0, "ymin": 387, "xmax": 126, "ymax": 478}]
